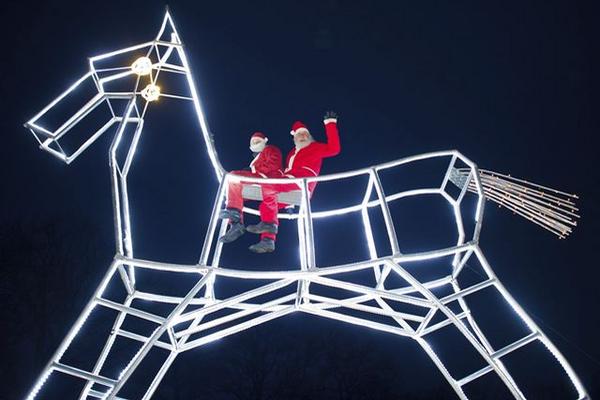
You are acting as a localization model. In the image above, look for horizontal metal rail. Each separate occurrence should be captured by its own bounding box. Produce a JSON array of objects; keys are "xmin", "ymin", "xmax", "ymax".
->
[
  {"xmin": 180, "ymin": 307, "xmax": 296, "ymax": 352},
  {"xmin": 309, "ymin": 275, "xmax": 432, "ymax": 308},
  {"xmin": 88, "ymin": 389, "xmax": 129, "ymax": 400},
  {"xmin": 116, "ymin": 329, "xmax": 174, "ymax": 351},
  {"xmin": 174, "ymin": 279, "xmax": 296, "ymax": 325},
  {"xmin": 175, "ymin": 293, "xmax": 296, "ymax": 339},
  {"xmin": 114, "ymin": 242, "xmax": 474, "ymax": 280},
  {"xmin": 457, "ymin": 333, "xmax": 541, "ymax": 387},
  {"xmin": 51, "ymin": 362, "xmax": 116, "ymax": 387},
  {"xmin": 419, "ymin": 311, "xmax": 470, "ymax": 336},
  {"xmin": 300, "ymin": 304, "xmax": 413, "ymax": 337},
  {"xmin": 457, "ymin": 365, "xmax": 494, "ymax": 387},
  {"xmin": 307, "ymin": 293, "xmax": 426, "ymax": 322},
  {"xmin": 95, "ymin": 297, "xmax": 166, "ymax": 324},
  {"xmin": 440, "ymin": 279, "xmax": 496, "ymax": 304},
  {"xmin": 491, "ymin": 333, "xmax": 540, "ymax": 360}
]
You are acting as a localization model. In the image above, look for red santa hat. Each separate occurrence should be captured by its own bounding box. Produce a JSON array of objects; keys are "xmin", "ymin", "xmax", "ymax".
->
[
  {"xmin": 250, "ymin": 131, "xmax": 268, "ymax": 142},
  {"xmin": 290, "ymin": 121, "xmax": 310, "ymax": 136}
]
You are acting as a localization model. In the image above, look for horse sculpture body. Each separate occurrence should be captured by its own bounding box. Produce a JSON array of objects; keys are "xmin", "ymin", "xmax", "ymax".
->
[{"xmin": 23, "ymin": 11, "xmax": 589, "ymax": 400}]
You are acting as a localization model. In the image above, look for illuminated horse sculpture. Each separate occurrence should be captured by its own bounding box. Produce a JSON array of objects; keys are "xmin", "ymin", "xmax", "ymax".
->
[{"xmin": 23, "ymin": 11, "xmax": 588, "ymax": 400}]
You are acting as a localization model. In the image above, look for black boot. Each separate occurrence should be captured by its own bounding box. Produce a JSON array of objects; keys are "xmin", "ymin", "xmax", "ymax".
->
[
  {"xmin": 219, "ymin": 222, "xmax": 245, "ymax": 243},
  {"xmin": 248, "ymin": 238, "xmax": 275, "ymax": 253},
  {"xmin": 246, "ymin": 221, "xmax": 278, "ymax": 235},
  {"xmin": 219, "ymin": 208, "xmax": 242, "ymax": 223}
]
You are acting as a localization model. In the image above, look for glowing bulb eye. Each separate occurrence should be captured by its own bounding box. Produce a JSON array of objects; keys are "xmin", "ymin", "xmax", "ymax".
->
[
  {"xmin": 141, "ymin": 84, "xmax": 160, "ymax": 102},
  {"xmin": 131, "ymin": 57, "xmax": 153, "ymax": 76}
]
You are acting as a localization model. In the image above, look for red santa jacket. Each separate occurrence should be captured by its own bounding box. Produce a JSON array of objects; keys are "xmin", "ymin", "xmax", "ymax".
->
[
  {"xmin": 283, "ymin": 120, "xmax": 340, "ymax": 185},
  {"xmin": 250, "ymin": 144, "xmax": 283, "ymax": 178}
]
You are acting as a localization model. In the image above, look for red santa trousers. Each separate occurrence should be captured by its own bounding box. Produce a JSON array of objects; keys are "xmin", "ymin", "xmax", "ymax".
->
[
  {"xmin": 226, "ymin": 171, "xmax": 288, "ymax": 241},
  {"xmin": 226, "ymin": 170, "xmax": 263, "ymax": 223},
  {"xmin": 227, "ymin": 174, "xmax": 312, "ymax": 241},
  {"xmin": 258, "ymin": 182, "xmax": 316, "ymax": 241}
]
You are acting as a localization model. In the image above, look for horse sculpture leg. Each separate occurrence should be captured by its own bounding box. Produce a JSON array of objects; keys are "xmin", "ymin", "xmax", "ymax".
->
[
  {"xmin": 391, "ymin": 249, "xmax": 587, "ymax": 399},
  {"xmin": 387, "ymin": 260, "xmax": 526, "ymax": 399},
  {"xmin": 104, "ymin": 272, "xmax": 214, "ymax": 399},
  {"xmin": 77, "ymin": 295, "xmax": 134, "ymax": 399},
  {"xmin": 292, "ymin": 248, "xmax": 588, "ymax": 400},
  {"xmin": 23, "ymin": 246, "xmax": 588, "ymax": 399}
]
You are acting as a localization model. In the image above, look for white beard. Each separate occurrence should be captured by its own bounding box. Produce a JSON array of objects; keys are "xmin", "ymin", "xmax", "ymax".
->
[
  {"xmin": 294, "ymin": 136, "xmax": 313, "ymax": 151},
  {"xmin": 250, "ymin": 141, "xmax": 266, "ymax": 153}
]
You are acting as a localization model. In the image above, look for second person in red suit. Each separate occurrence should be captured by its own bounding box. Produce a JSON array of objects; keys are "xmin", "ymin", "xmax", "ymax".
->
[{"xmin": 219, "ymin": 132, "xmax": 283, "ymax": 244}]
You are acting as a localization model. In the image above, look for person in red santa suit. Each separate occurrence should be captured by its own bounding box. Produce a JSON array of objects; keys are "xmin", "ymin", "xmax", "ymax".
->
[
  {"xmin": 246, "ymin": 111, "xmax": 341, "ymax": 253},
  {"xmin": 218, "ymin": 132, "xmax": 283, "ymax": 243}
]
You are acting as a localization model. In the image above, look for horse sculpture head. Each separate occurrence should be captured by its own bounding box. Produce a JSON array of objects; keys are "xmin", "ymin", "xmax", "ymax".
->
[{"xmin": 24, "ymin": 11, "xmax": 223, "ymax": 179}]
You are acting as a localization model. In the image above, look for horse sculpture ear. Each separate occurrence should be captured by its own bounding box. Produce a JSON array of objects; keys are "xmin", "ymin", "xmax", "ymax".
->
[{"xmin": 156, "ymin": 9, "xmax": 182, "ymax": 44}]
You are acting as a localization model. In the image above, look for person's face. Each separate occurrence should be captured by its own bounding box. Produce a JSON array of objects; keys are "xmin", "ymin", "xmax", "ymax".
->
[
  {"xmin": 250, "ymin": 137, "xmax": 266, "ymax": 152},
  {"xmin": 294, "ymin": 131, "xmax": 310, "ymax": 143}
]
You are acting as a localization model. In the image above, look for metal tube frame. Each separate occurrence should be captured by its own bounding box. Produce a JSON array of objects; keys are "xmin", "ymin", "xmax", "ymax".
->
[{"xmin": 22, "ymin": 10, "xmax": 589, "ymax": 400}]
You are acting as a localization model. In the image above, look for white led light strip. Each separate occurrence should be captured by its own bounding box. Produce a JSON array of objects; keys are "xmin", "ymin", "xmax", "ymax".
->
[{"xmin": 23, "ymin": 10, "xmax": 589, "ymax": 400}]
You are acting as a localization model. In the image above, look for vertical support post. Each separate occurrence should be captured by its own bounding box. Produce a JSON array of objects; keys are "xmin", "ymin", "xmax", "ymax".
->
[
  {"xmin": 204, "ymin": 219, "xmax": 227, "ymax": 301},
  {"xmin": 360, "ymin": 173, "xmax": 381, "ymax": 282},
  {"xmin": 296, "ymin": 200, "xmax": 308, "ymax": 272},
  {"xmin": 451, "ymin": 203, "xmax": 466, "ymax": 268},
  {"xmin": 443, "ymin": 154, "xmax": 470, "ymax": 269},
  {"xmin": 466, "ymin": 161, "xmax": 486, "ymax": 243},
  {"xmin": 199, "ymin": 176, "xmax": 227, "ymax": 266},
  {"xmin": 301, "ymin": 179, "xmax": 316, "ymax": 269},
  {"xmin": 210, "ymin": 220, "xmax": 228, "ymax": 268},
  {"xmin": 119, "ymin": 111, "xmax": 144, "ymax": 288},
  {"xmin": 295, "ymin": 179, "xmax": 313, "ymax": 306},
  {"xmin": 440, "ymin": 153, "xmax": 458, "ymax": 192},
  {"xmin": 119, "ymin": 177, "xmax": 136, "ymax": 287},
  {"xmin": 108, "ymin": 97, "xmax": 137, "ymax": 294},
  {"xmin": 109, "ymin": 98, "xmax": 136, "ymax": 254},
  {"xmin": 371, "ymin": 168, "xmax": 401, "ymax": 255},
  {"xmin": 361, "ymin": 172, "xmax": 393, "ymax": 290}
]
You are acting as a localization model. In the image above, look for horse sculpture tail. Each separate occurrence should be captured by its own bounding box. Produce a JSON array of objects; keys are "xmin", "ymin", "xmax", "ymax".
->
[{"xmin": 450, "ymin": 168, "xmax": 579, "ymax": 238}]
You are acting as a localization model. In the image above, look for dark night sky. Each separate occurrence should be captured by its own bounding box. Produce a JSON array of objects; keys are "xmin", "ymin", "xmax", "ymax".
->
[{"xmin": 1, "ymin": 1, "xmax": 599, "ymax": 399}]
